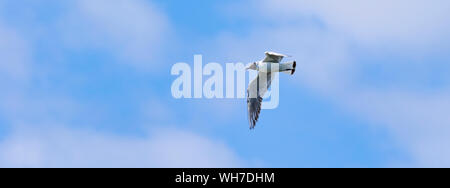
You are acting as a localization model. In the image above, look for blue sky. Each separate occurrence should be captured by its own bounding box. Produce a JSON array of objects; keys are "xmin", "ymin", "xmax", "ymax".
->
[{"xmin": 0, "ymin": 0, "xmax": 449, "ymax": 167}]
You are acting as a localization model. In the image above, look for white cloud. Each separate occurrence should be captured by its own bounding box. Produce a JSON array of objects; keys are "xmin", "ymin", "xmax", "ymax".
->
[
  {"xmin": 0, "ymin": 22, "xmax": 33, "ymax": 123},
  {"xmin": 0, "ymin": 2, "xmax": 243, "ymax": 168},
  {"xmin": 59, "ymin": 0, "xmax": 170, "ymax": 69},
  {"xmin": 214, "ymin": 0, "xmax": 450, "ymax": 167},
  {"xmin": 261, "ymin": 0, "xmax": 450, "ymax": 49},
  {"xmin": 341, "ymin": 90, "xmax": 450, "ymax": 167},
  {"xmin": 0, "ymin": 22, "xmax": 30, "ymax": 82},
  {"xmin": 0, "ymin": 127, "xmax": 243, "ymax": 168},
  {"xmin": 0, "ymin": 82, "xmax": 243, "ymax": 167}
]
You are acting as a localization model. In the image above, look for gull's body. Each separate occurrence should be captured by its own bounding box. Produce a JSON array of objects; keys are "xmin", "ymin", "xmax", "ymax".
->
[{"xmin": 246, "ymin": 52, "xmax": 296, "ymax": 129}]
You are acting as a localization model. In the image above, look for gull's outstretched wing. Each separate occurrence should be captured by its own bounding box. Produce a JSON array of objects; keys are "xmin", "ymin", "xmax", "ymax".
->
[
  {"xmin": 262, "ymin": 51, "xmax": 288, "ymax": 63},
  {"xmin": 247, "ymin": 72, "xmax": 274, "ymax": 129}
]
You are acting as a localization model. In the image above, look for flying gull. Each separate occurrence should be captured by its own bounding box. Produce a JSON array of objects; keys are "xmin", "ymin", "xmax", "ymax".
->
[{"xmin": 245, "ymin": 51, "xmax": 296, "ymax": 129}]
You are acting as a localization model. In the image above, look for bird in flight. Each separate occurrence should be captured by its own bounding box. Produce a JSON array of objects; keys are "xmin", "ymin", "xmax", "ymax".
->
[{"xmin": 246, "ymin": 51, "xmax": 296, "ymax": 129}]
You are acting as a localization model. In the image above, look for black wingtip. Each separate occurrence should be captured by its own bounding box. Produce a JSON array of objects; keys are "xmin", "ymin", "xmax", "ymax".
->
[
  {"xmin": 291, "ymin": 61, "xmax": 297, "ymax": 75},
  {"xmin": 247, "ymin": 96, "xmax": 262, "ymax": 130},
  {"xmin": 250, "ymin": 119, "xmax": 257, "ymax": 130}
]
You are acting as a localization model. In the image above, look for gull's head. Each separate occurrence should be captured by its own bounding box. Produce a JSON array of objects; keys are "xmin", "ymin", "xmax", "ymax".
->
[{"xmin": 246, "ymin": 62, "xmax": 257, "ymax": 71}]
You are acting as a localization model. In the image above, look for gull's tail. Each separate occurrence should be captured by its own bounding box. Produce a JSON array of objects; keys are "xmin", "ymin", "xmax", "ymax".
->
[{"xmin": 281, "ymin": 61, "xmax": 296, "ymax": 75}]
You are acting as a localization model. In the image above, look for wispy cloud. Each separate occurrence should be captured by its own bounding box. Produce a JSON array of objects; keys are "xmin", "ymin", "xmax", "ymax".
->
[
  {"xmin": 0, "ymin": 22, "xmax": 30, "ymax": 82},
  {"xmin": 216, "ymin": 0, "xmax": 450, "ymax": 167},
  {"xmin": 58, "ymin": 0, "xmax": 170, "ymax": 70},
  {"xmin": 0, "ymin": 127, "xmax": 243, "ymax": 168},
  {"xmin": 260, "ymin": 0, "xmax": 450, "ymax": 49},
  {"xmin": 0, "ymin": 0, "xmax": 244, "ymax": 168},
  {"xmin": 1, "ymin": 0, "xmax": 449, "ymax": 168}
]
